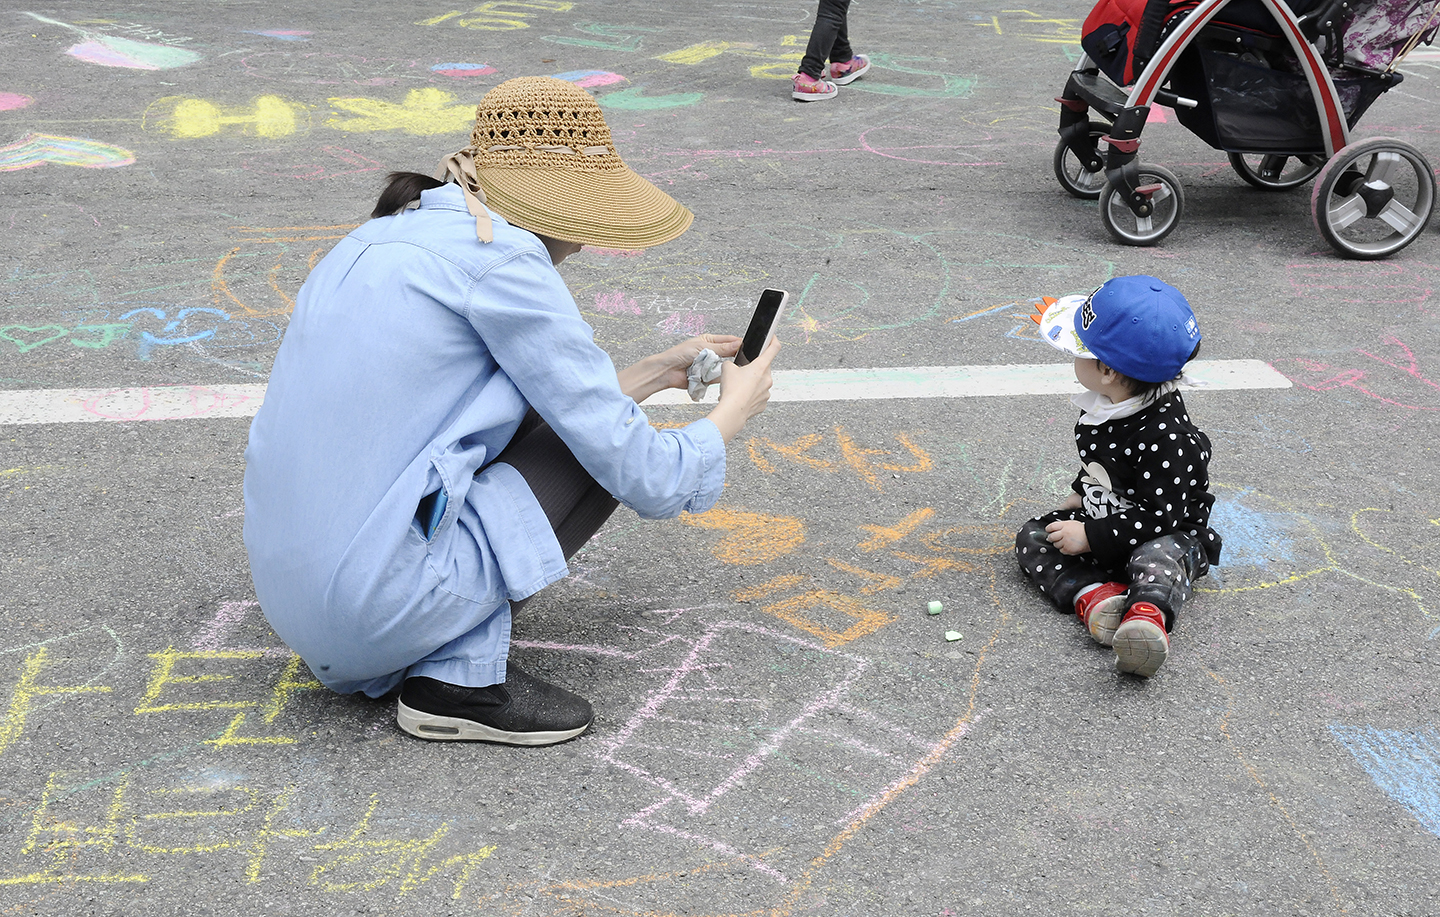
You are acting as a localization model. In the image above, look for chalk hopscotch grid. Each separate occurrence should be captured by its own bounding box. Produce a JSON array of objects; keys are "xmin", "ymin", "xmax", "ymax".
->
[
  {"xmin": 0, "ymin": 360, "xmax": 1290, "ymax": 425},
  {"xmin": 1331, "ymin": 724, "xmax": 1440, "ymax": 838}
]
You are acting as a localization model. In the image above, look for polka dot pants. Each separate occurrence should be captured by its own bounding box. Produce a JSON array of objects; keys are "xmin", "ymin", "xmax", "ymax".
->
[{"xmin": 1015, "ymin": 509, "xmax": 1210, "ymax": 631}]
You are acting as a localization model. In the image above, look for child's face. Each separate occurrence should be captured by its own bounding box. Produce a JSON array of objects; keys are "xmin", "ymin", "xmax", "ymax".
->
[{"xmin": 1072, "ymin": 356, "xmax": 1131, "ymax": 400}]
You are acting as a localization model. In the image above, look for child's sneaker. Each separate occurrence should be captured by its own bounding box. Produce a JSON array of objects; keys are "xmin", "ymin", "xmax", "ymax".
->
[
  {"xmin": 1112, "ymin": 602, "xmax": 1169, "ymax": 678},
  {"xmin": 792, "ymin": 72, "xmax": 838, "ymax": 101},
  {"xmin": 827, "ymin": 54, "xmax": 871, "ymax": 85},
  {"xmin": 1074, "ymin": 582, "xmax": 1128, "ymax": 646}
]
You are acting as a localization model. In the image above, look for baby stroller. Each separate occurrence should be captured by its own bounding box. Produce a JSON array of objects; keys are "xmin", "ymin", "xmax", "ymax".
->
[{"xmin": 1055, "ymin": 0, "xmax": 1440, "ymax": 258}]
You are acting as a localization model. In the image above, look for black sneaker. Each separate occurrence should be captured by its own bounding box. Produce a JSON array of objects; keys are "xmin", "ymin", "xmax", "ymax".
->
[{"xmin": 396, "ymin": 663, "xmax": 593, "ymax": 746}]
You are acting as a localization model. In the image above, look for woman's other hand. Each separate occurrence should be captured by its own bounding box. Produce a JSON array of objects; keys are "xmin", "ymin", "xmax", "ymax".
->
[
  {"xmin": 618, "ymin": 334, "xmax": 742, "ymax": 402},
  {"xmin": 709, "ymin": 336, "xmax": 780, "ymax": 442}
]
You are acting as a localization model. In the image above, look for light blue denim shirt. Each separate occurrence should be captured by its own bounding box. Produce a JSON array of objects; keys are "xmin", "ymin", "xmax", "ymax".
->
[{"xmin": 243, "ymin": 183, "xmax": 725, "ymax": 695}]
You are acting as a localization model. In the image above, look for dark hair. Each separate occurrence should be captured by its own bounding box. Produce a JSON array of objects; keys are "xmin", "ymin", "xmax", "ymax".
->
[
  {"xmin": 1114, "ymin": 341, "xmax": 1202, "ymax": 403},
  {"xmin": 372, "ymin": 171, "xmax": 445, "ymax": 219}
]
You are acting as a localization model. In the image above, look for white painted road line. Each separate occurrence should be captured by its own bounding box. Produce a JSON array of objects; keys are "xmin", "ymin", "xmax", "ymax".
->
[{"xmin": 0, "ymin": 360, "xmax": 1289, "ymax": 425}]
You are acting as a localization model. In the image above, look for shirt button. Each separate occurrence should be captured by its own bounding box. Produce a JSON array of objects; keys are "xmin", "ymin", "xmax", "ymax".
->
[{"xmin": 625, "ymin": 417, "xmax": 634, "ymax": 425}]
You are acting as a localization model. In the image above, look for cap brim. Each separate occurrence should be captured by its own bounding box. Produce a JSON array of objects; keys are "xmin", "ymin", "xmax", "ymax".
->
[
  {"xmin": 478, "ymin": 165, "xmax": 693, "ymax": 249},
  {"xmin": 1038, "ymin": 295, "xmax": 1096, "ymax": 359}
]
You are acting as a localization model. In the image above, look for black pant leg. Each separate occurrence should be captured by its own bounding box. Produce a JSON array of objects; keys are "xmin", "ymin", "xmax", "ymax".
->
[
  {"xmin": 1125, "ymin": 531, "xmax": 1209, "ymax": 631},
  {"xmin": 488, "ymin": 416, "xmax": 620, "ymax": 613},
  {"xmin": 799, "ymin": 0, "xmax": 852, "ymax": 78},
  {"xmin": 1015, "ymin": 509, "xmax": 1115, "ymax": 613}
]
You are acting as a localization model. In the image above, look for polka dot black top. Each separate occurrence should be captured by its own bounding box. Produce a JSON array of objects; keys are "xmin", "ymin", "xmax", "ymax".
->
[{"xmin": 1071, "ymin": 390, "xmax": 1223, "ymax": 568}]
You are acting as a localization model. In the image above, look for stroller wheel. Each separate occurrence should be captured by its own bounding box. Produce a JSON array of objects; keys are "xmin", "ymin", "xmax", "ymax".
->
[
  {"xmin": 1054, "ymin": 121, "xmax": 1110, "ymax": 200},
  {"xmin": 1098, "ymin": 164, "xmax": 1184, "ymax": 246},
  {"xmin": 1312, "ymin": 137, "xmax": 1435, "ymax": 260},
  {"xmin": 1229, "ymin": 153, "xmax": 1324, "ymax": 191}
]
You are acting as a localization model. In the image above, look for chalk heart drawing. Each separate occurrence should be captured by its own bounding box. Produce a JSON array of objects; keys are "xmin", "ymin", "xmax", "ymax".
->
[
  {"xmin": 0, "ymin": 325, "xmax": 70, "ymax": 354},
  {"xmin": 0, "ymin": 133, "xmax": 136, "ymax": 171},
  {"xmin": 143, "ymin": 96, "xmax": 308, "ymax": 140},
  {"xmin": 326, "ymin": 88, "xmax": 475, "ymax": 135},
  {"xmin": 0, "ymin": 92, "xmax": 34, "ymax": 111},
  {"xmin": 24, "ymin": 12, "xmax": 201, "ymax": 69}
]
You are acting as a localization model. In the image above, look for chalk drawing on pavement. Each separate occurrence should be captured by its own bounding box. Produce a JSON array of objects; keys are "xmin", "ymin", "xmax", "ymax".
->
[
  {"xmin": 0, "ymin": 133, "xmax": 135, "ymax": 171},
  {"xmin": 1331, "ymin": 724, "xmax": 1440, "ymax": 839},
  {"xmin": 24, "ymin": 12, "xmax": 201, "ymax": 70}
]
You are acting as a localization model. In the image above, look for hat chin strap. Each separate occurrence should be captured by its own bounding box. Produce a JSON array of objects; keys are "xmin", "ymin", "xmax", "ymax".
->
[{"xmin": 436, "ymin": 150, "xmax": 494, "ymax": 244}]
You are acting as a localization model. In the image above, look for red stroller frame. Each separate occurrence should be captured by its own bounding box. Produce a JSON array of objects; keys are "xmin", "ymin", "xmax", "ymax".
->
[{"xmin": 1057, "ymin": 0, "xmax": 1439, "ymax": 258}]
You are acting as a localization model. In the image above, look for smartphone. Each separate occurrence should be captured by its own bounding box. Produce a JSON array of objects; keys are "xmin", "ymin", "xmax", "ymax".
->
[{"xmin": 735, "ymin": 288, "xmax": 787, "ymax": 366}]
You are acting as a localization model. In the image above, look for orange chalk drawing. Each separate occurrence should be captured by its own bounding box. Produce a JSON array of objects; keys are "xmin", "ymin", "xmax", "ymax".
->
[{"xmin": 682, "ymin": 506, "xmax": 807, "ymax": 564}]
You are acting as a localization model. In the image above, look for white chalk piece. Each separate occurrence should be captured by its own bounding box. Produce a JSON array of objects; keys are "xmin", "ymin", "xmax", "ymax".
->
[
  {"xmin": 944, "ymin": 631, "xmax": 962, "ymax": 642},
  {"xmin": 927, "ymin": 601, "xmax": 943, "ymax": 615}
]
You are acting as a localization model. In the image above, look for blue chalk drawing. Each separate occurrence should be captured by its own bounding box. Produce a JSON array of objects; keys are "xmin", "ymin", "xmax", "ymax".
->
[
  {"xmin": 1206, "ymin": 490, "xmax": 1296, "ymax": 568},
  {"xmin": 1331, "ymin": 724, "xmax": 1440, "ymax": 838}
]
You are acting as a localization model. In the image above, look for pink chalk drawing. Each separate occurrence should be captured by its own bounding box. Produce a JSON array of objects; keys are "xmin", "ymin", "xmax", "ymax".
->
[
  {"xmin": 194, "ymin": 600, "xmax": 291, "ymax": 657},
  {"xmin": 514, "ymin": 618, "xmax": 985, "ymax": 899},
  {"xmin": 858, "ymin": 125, "xmax": 1004, "ymax": 166},
  {"xmin": 0, "ymin": 92, "xmax": 33, "ymax": 111},
  {"xmin": 1278, "ymin": 336, "xmax": 1440, "ymax": 411},
  {"xmin": 432, "ymin": 62, "xmax": 497, "ymax": 78},
  {"xmin": 81, "ymin": 385, "xmax": 258, "ymax": 422},
  {"xmin": 659, "ymin": 310, "xmax": 707, "ymax": 336},
  {"xmin": 593, "ymin": 290, "xmax": 643, "ymax": 315},
  {"xmin": 1286, "ymin": 257, "xmax": 1436, "ymax": 307},
  {"xmin": 551, "ymin": 69, "xmax": 627, "ymax": 89},
  {"xmin": 0, "ymin": 133, "xmax": 135, "ymax": 171},
  {"xmin": 585, "ymin": 247, "xmax": 644, "ymax": 258}
]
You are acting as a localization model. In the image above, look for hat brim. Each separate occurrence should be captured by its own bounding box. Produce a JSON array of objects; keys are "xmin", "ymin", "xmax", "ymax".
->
[
  {"xmin": 1037, "ymin": 295, "xmax": 1096, "ymax": 359},
  {"xmin": 478, "ymin": 165, "xmax": 693, "ymax": 249}
]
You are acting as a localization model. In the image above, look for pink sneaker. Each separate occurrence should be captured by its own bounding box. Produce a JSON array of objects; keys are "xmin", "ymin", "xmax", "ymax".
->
[
  {"xmin": 791, "ymin": 72, "xmax": 838, "ymax": 102},
  {"xmin": 827, "ymin": 54, "xmax": 870, "ymax": 85}
]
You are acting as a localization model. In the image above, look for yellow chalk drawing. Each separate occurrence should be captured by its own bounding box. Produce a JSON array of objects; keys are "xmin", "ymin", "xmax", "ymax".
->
[
  {"xmin": 133, "ymin": 647, "xmax": 264, "ymax": 713},
  {"xmin": 125, "ymin": 786, "xmax": 263, "ymax": 855},
  {"xmin": 327, "ymin": 87, "xmax": 476, "ymax": 135},
  {"xmin": 207, "ymin": 655, "xmax": 323, "ymax": 747},
  {"xmin": 682, "ymin": 506, "xmax": 806, "ymax": 565},
  {"xmin": 0, "ymin": 647, "xmax": 112, "ymax": 758},
  {"xmin": 2, "ymin": 774, "xmax": 147, "ymax": 886},
  {"xmin": 311, "ymin": 794, "xmax": 497, "ymax": 897},
  {"xmin": 655, "ymin": 41, "xmax": 756, "ymax": 65},
  {"xmin": 418, "ymin": 1, "xmax": 573, "ymax": 30},
  {"xmin": 760, "ymin": 590, "xmax": 897, "ymax": 649},
  {"xmin": 142, "ymin": 95, "xmax": 305, "ymax": 139},
  {"xmin": 246, "ymin": 786, "xmax": 326, "ymax": 883},
  {"xmin": 986, "ymin": 9, "xmax": 1083, "ymax": 44}
]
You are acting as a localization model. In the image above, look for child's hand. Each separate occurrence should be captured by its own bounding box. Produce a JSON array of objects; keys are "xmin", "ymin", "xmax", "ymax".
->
[{"xmin": 1045, "ymin": 519, "xmax": 1090, "ymax": 555}]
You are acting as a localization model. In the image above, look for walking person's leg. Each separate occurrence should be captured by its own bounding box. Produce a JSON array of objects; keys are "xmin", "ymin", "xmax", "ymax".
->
[{"xmin": 793, "ymin": 0, "xmax": 851, "ymax": 100}]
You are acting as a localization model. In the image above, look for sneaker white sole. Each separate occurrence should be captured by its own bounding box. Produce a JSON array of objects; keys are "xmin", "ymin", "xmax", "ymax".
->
[
  {"xmin": 792, "ymin": 85, "xmax": 838, "ymax": 101},
  {"xmin": 396, "ymin": 701, "xmax": 590, "ymax": 746},
  {"xmin": 827, "ymin": 63, "xmax": 870, "ymax": 85},
  {"xmin": 1085, "ymin": 594, "xmax": 1128, "ymax": 646},
  {"xmin": 1112, "ymin": 619, "xmax": 1169, "ymax": 678}
]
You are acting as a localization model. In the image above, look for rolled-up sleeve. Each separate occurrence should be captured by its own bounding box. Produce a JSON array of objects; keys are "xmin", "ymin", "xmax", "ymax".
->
[{"xmin": 462, "ymin": 249, "xmax": 726, "ymax": 519}]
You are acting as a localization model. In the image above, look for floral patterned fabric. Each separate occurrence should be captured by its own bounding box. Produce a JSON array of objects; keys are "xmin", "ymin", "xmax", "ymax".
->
[{"xmin": 1342, "ymin": 0, "xmax": 1440, "ymax": 69}]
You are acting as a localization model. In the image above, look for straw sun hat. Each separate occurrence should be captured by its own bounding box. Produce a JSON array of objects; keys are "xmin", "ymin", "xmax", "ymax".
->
[{"xmin": 439, "ymin": 76, "xmax": 692, "ymax": 249}]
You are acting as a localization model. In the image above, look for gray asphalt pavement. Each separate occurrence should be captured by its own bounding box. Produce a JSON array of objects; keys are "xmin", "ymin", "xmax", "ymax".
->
[{"xmin": 2, "ymin": 2, "xmax": 1439, "ymax": 915}]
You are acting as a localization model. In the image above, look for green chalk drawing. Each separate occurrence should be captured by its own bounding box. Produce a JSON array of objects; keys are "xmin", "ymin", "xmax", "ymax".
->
[{"xmin": 598, "ymin": 87, "xmax": 704, "ymax": 110}]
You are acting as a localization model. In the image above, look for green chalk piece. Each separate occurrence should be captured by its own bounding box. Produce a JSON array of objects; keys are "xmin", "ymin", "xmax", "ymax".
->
[
  {"xmin": 945, "ymin": 630, "xmax": 962, "ymax": 642},
  {"xmin": 927, "ymin": 600, "xmax": 943, "ymax": 615}
]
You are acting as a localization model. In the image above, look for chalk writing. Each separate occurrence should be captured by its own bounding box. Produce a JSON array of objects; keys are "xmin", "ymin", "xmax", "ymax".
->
[
  {"xmin": 1278, "ymin": 336, "xmax": 1439, "ymax": 411},
  {"xmin": 542, "ymin": 22, "xmax": 660, "ymax": 52},
  {"xmin": 418, "ymin": 1, "xmax": 575, "ymax": 31}
]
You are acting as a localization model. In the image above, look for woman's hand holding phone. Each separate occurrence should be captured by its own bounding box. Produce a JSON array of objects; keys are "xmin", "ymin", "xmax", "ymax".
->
[{"xmin": 709, "ymin": 336, "xmax": 780, "ymax": 443}]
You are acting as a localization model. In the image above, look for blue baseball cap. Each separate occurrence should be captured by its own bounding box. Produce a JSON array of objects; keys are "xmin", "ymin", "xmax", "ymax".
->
[{"xmin": 1039, "ymin": 275, "xmax": 1200, "ymax": 383}]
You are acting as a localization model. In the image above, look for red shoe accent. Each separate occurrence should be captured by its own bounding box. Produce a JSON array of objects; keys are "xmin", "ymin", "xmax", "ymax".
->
[
  {"xmin": 1075, "ymin": 582, "xmax": 1128, "ymax": 645},
  {"xmin": 1113, "ymin": 601, "xmax": 1169, "ymax": 677}
]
